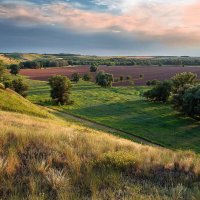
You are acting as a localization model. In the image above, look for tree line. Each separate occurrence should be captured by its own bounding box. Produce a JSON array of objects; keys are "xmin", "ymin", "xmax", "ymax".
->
[
  {"xmin": 6, "ymin": 56, "xmax": 200, "ymax": 69},
  {"xmin": 144, "ymin": 72, "xmax": 200, "ymax": 119}
]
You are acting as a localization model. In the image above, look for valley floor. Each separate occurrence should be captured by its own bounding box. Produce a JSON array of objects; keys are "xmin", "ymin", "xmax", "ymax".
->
[{"xmin": 27, "ymin": 80, "xmax": 200, "ymax": 153}]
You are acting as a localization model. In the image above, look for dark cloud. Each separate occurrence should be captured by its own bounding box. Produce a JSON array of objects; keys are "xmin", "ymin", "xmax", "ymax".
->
[{"xmin": 0, "ymin": 19, "xmax": 199, "ymax": 56}]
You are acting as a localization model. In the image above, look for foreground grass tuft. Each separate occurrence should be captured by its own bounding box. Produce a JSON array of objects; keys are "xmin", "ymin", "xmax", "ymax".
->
[{"xmin": 0, "ymin": 111, "xmax": 200, "ymax": 199}]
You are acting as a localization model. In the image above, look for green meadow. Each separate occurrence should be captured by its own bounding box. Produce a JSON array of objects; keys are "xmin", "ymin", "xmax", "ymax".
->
[{"xmin": 27, "ymin": 79, "xmax": 200, "ymax": 152}]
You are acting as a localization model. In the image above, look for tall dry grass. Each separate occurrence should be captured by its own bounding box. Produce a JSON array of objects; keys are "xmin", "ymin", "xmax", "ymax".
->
[{"xmin": 0, "ymin": 111, "xmax": 200, "ymax": 200}]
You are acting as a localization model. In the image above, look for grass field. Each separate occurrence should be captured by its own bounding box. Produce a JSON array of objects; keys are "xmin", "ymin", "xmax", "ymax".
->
[{"xmin": 27, "ymin": 80, "xmax": 200, "ymax": 153}]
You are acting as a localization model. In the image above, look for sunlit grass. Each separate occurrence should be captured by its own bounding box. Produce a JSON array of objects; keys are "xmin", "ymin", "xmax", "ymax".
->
[{"xmin": 27, "ymin": 79, "xmax": 200, "ymax": 152}]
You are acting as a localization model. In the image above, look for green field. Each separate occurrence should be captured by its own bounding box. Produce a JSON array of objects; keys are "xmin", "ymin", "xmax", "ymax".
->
[{"xmin": 27, "ymin": 79, "xmax": 200, "ymax": 152}]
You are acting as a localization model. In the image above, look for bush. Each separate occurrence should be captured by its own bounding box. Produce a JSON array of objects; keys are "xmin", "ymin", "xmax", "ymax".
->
[
  {"xmin": 171, "ymin": 72, "xmax": 198, "ymax": 94},
  {"xmin": 119, "ymin": 76, "xmax": 124, "ymax": 81},
  {"xmin": 96, "ymin": 71, "xmax": 114, "ymax": 88},
  {"xmin": 49, "ymin": 75, "xmax": 72, "ymax": 105},
  {"xmin": 94, "ymin": 151, "xmax": 136, "ymax": 170},
  {"xmin": 126, "ymin": 75, "xmax": 132, "ymax": 80},
  {"xmin": 0, "ymin": 61, "xmax": 5, "ymax": 81},
  {"xmin": 71, "ymin": 73, "xmax": 80, "ymax": 83},
  {"xmin": 143, "ymin": 80, "xmax": 172, "ymax": 102},
  {"xmin": 10, "ymin": 64, "xmax": 20, "ymax": 75},
  {"xmin": 180, "ymin": 85, "xmax": 200, "ymax": 118},
  {"xmin": 90, "ymin": 63, "xmax": 98, "ymax": 72},
  {"xmin": 83, "ymin": 73, "xmax": 92, "ymax": 81},
  {"xmin": 146, "ymin": 79, "xmax": 161, "ymax": 86},
  {"xmin": 4, "ymin": 78, "xmax": 29, "ymax": 97},
  {"xmin": 139, "ymin": 74, "xmax": 144, "ymax": 79}
]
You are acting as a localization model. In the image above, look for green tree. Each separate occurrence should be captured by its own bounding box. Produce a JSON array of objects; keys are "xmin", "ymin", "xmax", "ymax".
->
[
  {"xmin": 90, "ymin": 63, "xmax": 98, "ymax": 72},
  {"xmin": 171, "ymin": 72, "xmax": 198, "ymax": 93},
  {"xmin": 143, "ymin": 80, "xmax": 172, "ymax": 102},
  {"xmin": 126, "ymin": 76, "xmax": 132, "ymax": 80},
  {"xmin": 181, "ymin": 85, "xmax": 200, "ymax": 118},
  {"xmin": 49, "ymin": 75, "xmax": 72, "ymax": 105},
  {"xmin": 10, "ymin": 64, "xmax": 20, "ymax": 75},
  {"xmin": 0, "ymin": 61, "xmax": 5, "ymax": 81},
  {"xmin": 83, "ymin": 73, "xmax": 92, "ymax": 81},
  {"xmin": 96, "ymin": 71, "xmax": 114, "ymax": 88},
  {"xmin": 4, "ymin": 78, "xmax": 28, "ymax": 97},
  {"xmin": 139, "ymin": 74, "xmax": 144, "ymax": 79},
  {"xmin": 71, "ymin": 73, "xmax": 80, "ymax": 83},
  {"xmin": 120, "ymin": 76, "xmax": 124, "ymax": 81}
]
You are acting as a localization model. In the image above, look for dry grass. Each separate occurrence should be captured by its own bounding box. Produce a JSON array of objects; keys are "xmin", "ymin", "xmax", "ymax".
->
[
  {"xmin": 0, "ymin": 111, "xmax": 200, "ymax": 199},
  {"xmin": 0, "ymin": 54, "xmax": 19, "ymax": 65}
]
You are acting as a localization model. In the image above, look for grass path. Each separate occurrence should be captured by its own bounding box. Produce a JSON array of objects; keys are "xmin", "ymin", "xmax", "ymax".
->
[{"xmin": 47, "ymin": 107, "xmax": 164, "ymax": 148}]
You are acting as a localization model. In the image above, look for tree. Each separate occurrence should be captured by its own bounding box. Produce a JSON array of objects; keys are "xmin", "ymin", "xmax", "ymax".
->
[
  {"xmin": 171, "ymin": 72, "xmax": 198, "ymax": 94},
  {"xmin": 10, "ymin": 64, "xmax": 20, "ymax": 75},
  {"xmin": 146, "ymin": 79, "xmax": 160, "ymax": 86},
  {"xmin": 120, "ymin": 76, "xmax": 124, "ymax": 81},
  {"xmin": 90, "ymin": 63, "xmax": 98, "ymax": 72},
  {"xmin": 126, "ymin": 76, "xmax": 132, "ymax": 80},
  {"xmin": 181, "ymin": 85, "xmax": 200, "ymax": 118},
  {"xmin": 49, "ymin": 75, "xmax": 72, "ymax": 105},
  {"xmin": 143, "ymin": 80, "xmax": 172, "ymax": 102},
  {"xmin": 71, "ymin": 73, "xmax": 80, "ymax": 83},
  {"xmin": 83, "ymin": 73, "xmax": 92, "ymax": 81},
  {"xmin": 4, "ymin": 78, "xmax": 28, "ymax": 97},
  {"xmin": 139, "ymin": 74, "xmax": 144, "ymax": 79},
  {"xmin": 96, "ymin": 71, "xmax": 114, "ymax": 88},
  {"xmin": 0, "ymin": 61, "xmax": 5, "ymax": 81}
]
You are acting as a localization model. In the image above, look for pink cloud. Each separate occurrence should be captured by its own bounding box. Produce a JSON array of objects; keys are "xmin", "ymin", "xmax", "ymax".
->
[{"xmin": 0, "ymin": 1, "xmax": 199, "ymax": 46}]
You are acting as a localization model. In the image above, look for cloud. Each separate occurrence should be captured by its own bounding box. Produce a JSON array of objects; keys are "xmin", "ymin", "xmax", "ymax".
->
[{"xmin": 0, "ymin": 0, "xmax": 199, "ymax": 48}]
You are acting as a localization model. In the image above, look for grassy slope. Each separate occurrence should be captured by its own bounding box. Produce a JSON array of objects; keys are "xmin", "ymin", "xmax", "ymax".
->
[
  {"xmin": 27, "ymin": 80, "xmax": 200, "ymax": 152},
  {"xmin": 0, "ymin": 54, "xmax": 19, "ymax": 65},
  {"xmin": 1, "ymin": 110, "xmax": 200, "ymax": 200},
  {"xmin": 0, "ymin": 87, "xmax": 53, "ymax": 118},
  {"xmin": 1, "ymin": 79, "xmax": 200, "ymax": 199}
]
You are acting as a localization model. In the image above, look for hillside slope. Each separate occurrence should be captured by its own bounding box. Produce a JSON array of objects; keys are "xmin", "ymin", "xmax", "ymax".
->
[
  {"xmin": 0, "ymin": 54, "xmax": 19, "ymax": 65},
  {"xmin": 0, "ymin": 87, "xmax": 53, "ymax": 118},
  {"xmin": 0, "ymin": 111, "xmax": 200, "ymax": 199}
]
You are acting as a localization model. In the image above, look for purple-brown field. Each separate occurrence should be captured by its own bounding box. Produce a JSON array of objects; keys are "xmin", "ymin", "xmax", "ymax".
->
[{"xmin": 20, "ymin": 66, "xmax": 200, "ymax": 86}]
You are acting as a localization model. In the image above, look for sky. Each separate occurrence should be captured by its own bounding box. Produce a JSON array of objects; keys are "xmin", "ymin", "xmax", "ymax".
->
[{"xmin": 0, "ymin": 0, "xmax": 199, "ymax": 56}]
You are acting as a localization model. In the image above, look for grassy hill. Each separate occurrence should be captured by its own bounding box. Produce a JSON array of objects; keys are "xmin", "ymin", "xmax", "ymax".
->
[
  {"xmin": 0, "ymin": 87, "xmax": 53, "ymax": 118},
  {"xmin": 1, "ymin": 110, "xmax": 200, "ymax": 200},
  {"xmin": 1, "ymin": 81, "xmax": 200, "ymax": 199}
]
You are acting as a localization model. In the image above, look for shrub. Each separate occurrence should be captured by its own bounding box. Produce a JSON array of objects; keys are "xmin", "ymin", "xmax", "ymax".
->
[
  {"xmin": 139, "ymin": 74, "xmax": 144, "ymax": 79},
  {"xmin": 71, "ymin": 73, "xmax": 80, "ymax": 83},
  {"xmin": 119, "ymin": 76, "xmax": 124, "ymax": 81},
  {"xmin": 171, "ymin": 72, "xmax": 198, "ymax": 94},
  {"xmin": 181, "ymin": 85, "xmax": 200, "ymax": 118},
  {"xmin": 146, "ymin": 79, "xmax": 161, "ymax": 86},
  {"xmin": 90, "ymin": 63, "xmax": 98, "ymax": 72},
  {"xmin": 126, "ymin": 75, "xmax": 132, "ymax": 80},
  {"xmin": 10, "ymin": 64, "xmax": 20, "ymax": 75},
  {"xmin": 0, "ymin": 61, "xmax": 5, "ymax": 81},
  {"xmin": 83, "ymin": 73, "xmax": 92, "ymax": 81},
  {"xmin": 4, "ymin": 78, "xmax": 29, "ymax": 97},
  {"xmin": 143, "ymin": 80, "xmax": 172, "ymax": 102},
  {"xmin": 96, "ymin": 71, "xmax": 114, "ymax": 88},
  {"xmin": 94, "ymin": 151, "xmax": 136, "ymax": 170},
  {"xmin": 49, "ymin": 75, "xmax": 72, "ymax": 105}
]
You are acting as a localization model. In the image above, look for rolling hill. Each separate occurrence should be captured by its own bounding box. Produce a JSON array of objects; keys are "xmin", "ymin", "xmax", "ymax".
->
[
  {"xmin": 0, "ymin": 87, "xmax": 53, "ymax": 118},
  {"xmin": 0, "ymin": 86, "xmax": 200, "ymax": 199}
]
